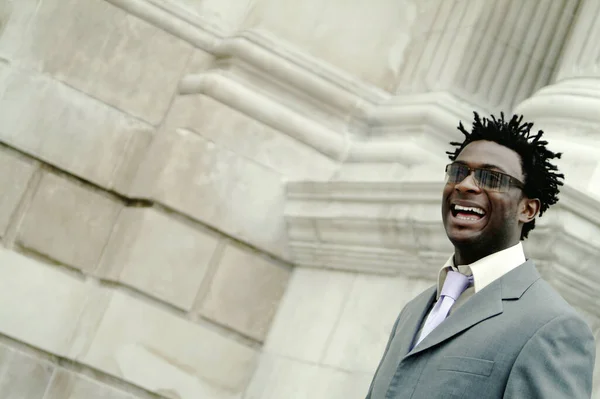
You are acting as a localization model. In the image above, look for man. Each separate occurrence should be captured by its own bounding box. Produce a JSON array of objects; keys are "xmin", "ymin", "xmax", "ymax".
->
[{"xmin": 366, "ymin": 113, "xmax": 596, "ymax": 398}]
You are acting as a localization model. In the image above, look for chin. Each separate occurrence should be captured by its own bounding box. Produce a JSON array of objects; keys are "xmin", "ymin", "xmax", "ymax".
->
[{"xmin": 446, "ymin": 228, "xmax": 483, "ymax": 247}]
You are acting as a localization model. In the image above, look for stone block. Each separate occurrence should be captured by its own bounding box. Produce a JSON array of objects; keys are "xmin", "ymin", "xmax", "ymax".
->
[
  {"xmin": 17, "ymin": 173, "xmax": 122, "ymax": 272},
  {"xmin": 80, "ymin": 290, "xmax": 257, "ymax": 398},
  {"xmin": 263, "ymin": 268, "xmax": 356, "ymax": 362},
  {"xmin": 0, "ymin": 347, "xmax": 55, "ymax": 399},
  {"xmin": 44, "ymin": 370, "xmax": 138, "ymax": 399},
  {"xmin": 322, "ymin": 274, "xmax": 433, "ymax": 372},
  {"xmin": 198, "ymin": 243, "xmax": 290, "ymax": 341},
  {"xmin": 0, "ymin": 66, "xmax": 153, "ymax": 190},
  {"xmin": 0, "ymin": 247, "xmax": 105, "ymax": 356},
  {"xmin": 98, "ymin": 207, "xmax": 220, "ymax": 310},
  {"xmin": 0, "ymin": 0, "xmax": 192, "ymax": 125},
  {"xmin": 244, "ymin": 353, "xmax": 373, "ymax": 399},
  {"xmin": 130, "ymin": 128, "xmax": 289, "ymax": 259},
  {"xmin": 0, "ymin": 147, "xmax": 36, "ymax": 235},
  {"xmin": 164, "ymin": 95, "xmax": 338, "ymax": 180}
]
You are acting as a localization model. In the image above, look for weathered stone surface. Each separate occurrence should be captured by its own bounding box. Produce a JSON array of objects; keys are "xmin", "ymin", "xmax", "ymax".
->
[
  {"xmin": 0, "ymin": 66, "xmax": 153, "ymax": 190},
  {"xmin": 80, "ymin": 290, "xmax": 257, "ymax": 398},
  {"xmin": 263, "ymin": 268, "xmax": 356, "ymax": 362},
  {"xmin": 593, "ymin": 329, "xmax": 600, "ymax": 399},
  {"xmin": 322, "ymin": 274, "xmax": 433, "ymax": 372},
  {"xmin": 0, "ymin": 147, "xmax": 36, "ymax": 236},
  {"xmin": 242, "ymin": 0, "xmax": 416, "ymax": 91},
  {"xmin": 0, "ymin": 344, "xmax": 9, "ymax": 367},
  {"xmin": 198, "ymin": 243, "xmax": 290, "ymax": 341},
  {"xmin": 174, "ymin": 0, "xmax": 250, "ymax": 34},
  {"xmin": 0, "ymin": 0, "xmax": 192, "ymax": 125},
  {"xmin": 0, "ymin": 347, "xmax": 55, "ymax": 399},
  {"xmin": 44, "ymin": 370, "xmax": 138, "ymax": 399},
  {"xmin": 164, "ymin": 95, "xmax": 338, "ymax": 180},
  {"xmin": 130, "ymin": 128, "xmax": 289, "ymax": 259},
  {"xmin": 98, "ymin": 207, "xmax": 221, "ymax": 310},
  {"xmin": 244, "ymin": 353, "xmax": 373, "ymax": 399},
  {"xmin": 185, "ymin": 49, "xmax": 216, "ymax": 73},
  {"xmin": 331, "ymin": 162, "xmax": 408, "ymax": 181},
  {"xmin": 18, "ymin": 173, "xmax": 122, "ymax": 272},
  {"xmin": 0, "ymin": 247, "xmax": 103, "ymax": 356}
]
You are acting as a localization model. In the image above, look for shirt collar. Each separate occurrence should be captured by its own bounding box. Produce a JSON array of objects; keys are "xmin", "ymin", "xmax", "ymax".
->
[{"xmin": 436, "ymin": 242, "xmax": 526, "ymax": 299}]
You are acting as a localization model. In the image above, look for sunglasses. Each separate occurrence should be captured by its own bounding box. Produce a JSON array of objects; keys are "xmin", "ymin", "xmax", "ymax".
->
[{"xmin": 445, "ymin": 163, "xmax": 524, "ymax": 193}]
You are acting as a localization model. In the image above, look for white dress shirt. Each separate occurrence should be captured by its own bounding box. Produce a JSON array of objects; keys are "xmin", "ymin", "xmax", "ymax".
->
[{"xmin": 415, "ymin": 242, "xmax": 527, "ymax": 343}]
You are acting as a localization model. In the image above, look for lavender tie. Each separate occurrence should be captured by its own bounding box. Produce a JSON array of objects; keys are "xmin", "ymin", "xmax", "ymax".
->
[{"xmin": 415, "ymin": 270, "xmax": 473, "ymax": 347}]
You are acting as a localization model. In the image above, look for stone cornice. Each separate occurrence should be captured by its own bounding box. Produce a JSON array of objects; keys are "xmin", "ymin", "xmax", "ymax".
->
[
  {"xmin": 108, "ymin": 0, "xmax": 477, "ymax": 165},
  {"xmin": 285, "ymin": 179, "xmax": 600, "ymax": 316}
]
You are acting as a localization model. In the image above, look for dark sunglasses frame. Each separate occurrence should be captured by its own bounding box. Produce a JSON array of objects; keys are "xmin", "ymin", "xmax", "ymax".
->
[{"xmin": 445, "ymin": 163, "xmax": 525, "ymax": 192}]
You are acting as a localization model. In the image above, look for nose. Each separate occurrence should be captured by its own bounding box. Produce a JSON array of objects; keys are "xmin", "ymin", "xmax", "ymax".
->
[{"xmin": 454, "ymin": 171, "xmax": 481, "ymax": 193}]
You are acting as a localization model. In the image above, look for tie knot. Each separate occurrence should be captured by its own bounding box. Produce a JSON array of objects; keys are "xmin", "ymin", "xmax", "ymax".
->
[{"xmin": 440, "ymin": 271, "xmax": 472, "ymax": 300}]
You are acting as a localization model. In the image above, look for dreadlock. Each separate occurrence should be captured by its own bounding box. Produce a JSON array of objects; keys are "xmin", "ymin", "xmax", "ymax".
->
[{"xmin": 447, "ymin": 112, "xmax": 564, "ymax": 240}]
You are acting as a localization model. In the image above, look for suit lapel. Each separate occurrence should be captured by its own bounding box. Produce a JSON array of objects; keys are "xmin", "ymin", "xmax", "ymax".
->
[
  {"xmin": 405, "ymin": 260, "xmax": 541, "ymax": 358},
  {"xmin": 393, "ymin": 286, "xmax": 436, "ymax": 357},
  {"xmin": 407, "ymin": 281, "xmax": 503, "ymax": 357}
]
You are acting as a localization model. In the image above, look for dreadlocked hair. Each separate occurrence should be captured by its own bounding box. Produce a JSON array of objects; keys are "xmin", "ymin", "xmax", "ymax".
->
[{"xmin": 447, "ymin": 112, "xmax": 564, "ymax": 240}]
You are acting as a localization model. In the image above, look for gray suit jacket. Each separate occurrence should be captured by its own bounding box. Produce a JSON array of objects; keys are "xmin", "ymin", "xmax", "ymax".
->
[{"xmin": 366, "ymin": 261, "xmax": 596, "ymax": 398}]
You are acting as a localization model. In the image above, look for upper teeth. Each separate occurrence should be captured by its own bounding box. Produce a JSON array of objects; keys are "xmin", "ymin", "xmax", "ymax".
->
[{"xmin": 455, "ymin": 205, "xmax": 485, "ymax": 215}]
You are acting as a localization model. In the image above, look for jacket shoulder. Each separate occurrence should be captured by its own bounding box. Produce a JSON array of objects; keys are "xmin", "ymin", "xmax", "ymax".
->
[{"xmin": 511, "ymin": 277, "xmax": 589, "ymax": 331}]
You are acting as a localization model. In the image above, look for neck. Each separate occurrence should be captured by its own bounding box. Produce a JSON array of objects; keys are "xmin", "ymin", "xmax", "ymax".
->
[
  {"xmin": 453, "ymin": 250, "xmax": 484, "ymax": 266},
  {"xmin": 453, "ymin": 240, "xmax": 519, "ymax": 266}
]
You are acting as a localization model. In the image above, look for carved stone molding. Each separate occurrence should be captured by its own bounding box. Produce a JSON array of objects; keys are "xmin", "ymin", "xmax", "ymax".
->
[
  {"xmin": 394, "ymin": 0, "xmax": 579, "ymax": 110},
  {"xmin": 108, "ymin": 0, "xmax": 587, "ymax": 169},
  {"xmin": 512, "ymin": 0, "xmax": 600, "ymax": 197},
  {"xmin": 285, "ymin": 179, "xmax": 600, "ymax": 316},
  {"xmin": 177, "ymin": 32, "xmax": 477, "ymax": 164},
  {"xmin": 106, "ymin": 0, "xmax": 482, "ymax": 165},
  {"xmin": 514, "ymin": 82, "xmax": 600, "ymax": 198}
]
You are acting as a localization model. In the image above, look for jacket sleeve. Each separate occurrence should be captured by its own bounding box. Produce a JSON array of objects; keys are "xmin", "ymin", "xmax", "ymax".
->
[
  {"xmin": 503, "ymin": 314, "xmax": 596, "ymax": 399},
  {"xmin": 365, "ymin": 309, "xmax": 404, "ymax": 399}
]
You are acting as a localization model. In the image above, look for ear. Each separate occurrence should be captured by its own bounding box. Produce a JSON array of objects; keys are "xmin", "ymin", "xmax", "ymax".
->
[{"xmin": 519, "ymin": 197, "xmax": 540, "ymax": 224}]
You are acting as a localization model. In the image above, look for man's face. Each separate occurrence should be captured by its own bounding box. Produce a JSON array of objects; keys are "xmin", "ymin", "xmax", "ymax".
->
[{"xmin": 442, "ymin": 140, "xmax": 527, "ymax": 252}]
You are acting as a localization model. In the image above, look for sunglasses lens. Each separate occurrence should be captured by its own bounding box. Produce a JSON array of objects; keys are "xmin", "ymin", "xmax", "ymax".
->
[
  {"xmin": 475, "ymin": 169, "xmax": 511, "ymax": 192},
  {"xmin": 446, "ymin": 164, "xmax": 513, "ymax": 192},
  {"xmin": 446, "ymin": 164, "xmax": 469, "ymax": 183}
]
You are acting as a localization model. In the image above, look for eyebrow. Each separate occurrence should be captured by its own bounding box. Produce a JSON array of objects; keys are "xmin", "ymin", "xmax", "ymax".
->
[{"xmin": 453, "ymin": 160, "xmax": 508, "ymax": 174}]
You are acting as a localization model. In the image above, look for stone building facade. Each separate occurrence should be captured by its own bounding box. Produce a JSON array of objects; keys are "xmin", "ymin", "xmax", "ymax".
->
[{"xmin": 0, "ymin": 0, "xmax": 599, "ymax": 398}]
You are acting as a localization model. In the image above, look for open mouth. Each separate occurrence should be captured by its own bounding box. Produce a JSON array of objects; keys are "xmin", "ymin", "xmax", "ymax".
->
[{"xmin": 450, "ymin": 204, "xmax": 486, "ymax": 222}]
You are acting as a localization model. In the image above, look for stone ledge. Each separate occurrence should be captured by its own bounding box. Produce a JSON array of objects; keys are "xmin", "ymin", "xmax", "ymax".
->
[
  {"xmin": 285, "ymin": 179, "xmax": 600, "ymax": 316},
  {"xmin": 109, "ymin": 0, "xmax": 480, "ymax": 165},
  {"xmin": 178, "ymin": 71, "xmax": 349, "ymax": 161}
]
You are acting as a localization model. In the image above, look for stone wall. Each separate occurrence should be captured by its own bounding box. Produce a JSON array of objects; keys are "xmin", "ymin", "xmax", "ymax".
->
[
  {"xmin": 1, "ymin": 0, "xmax": 599, "ymax": 398},
  {"xmin": 0, "ymin": 0, "xmax": 301, "ymax": 397}
]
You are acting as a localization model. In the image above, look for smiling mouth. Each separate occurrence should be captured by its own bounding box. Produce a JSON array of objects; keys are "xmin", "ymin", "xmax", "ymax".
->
[{"xmin": 450, "ymin": 204, "xmax": 486, "ymax": 222}]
